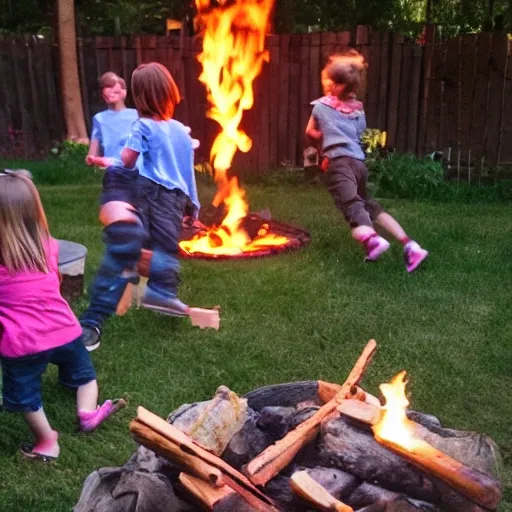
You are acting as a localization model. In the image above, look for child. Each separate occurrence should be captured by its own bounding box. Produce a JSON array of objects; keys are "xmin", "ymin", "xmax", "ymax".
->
[
  {"xmin": 79, "ymin": 72, "xmax": 145, "ymax": 351},
  {"xmin": 0, "ymin": 171, "xmax": 125, "ymax": 462},
  {"xmin": 306, "ymin": 51, "xmax": 428, "ymax": 272},
  {"xmin": 121, "ymin": 62, "xmax": 200, "ymax": 315}
]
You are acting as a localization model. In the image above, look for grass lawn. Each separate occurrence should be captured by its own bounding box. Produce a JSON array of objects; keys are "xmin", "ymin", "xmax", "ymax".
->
[{"xmin": 0, "ymin": 172, "xmax": 510, "ymax": 511}]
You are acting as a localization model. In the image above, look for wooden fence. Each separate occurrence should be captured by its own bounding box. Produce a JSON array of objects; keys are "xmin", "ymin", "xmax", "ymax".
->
[{"xmin": 1, "ymin": 28, "xmax": 512, "ymax": 179}]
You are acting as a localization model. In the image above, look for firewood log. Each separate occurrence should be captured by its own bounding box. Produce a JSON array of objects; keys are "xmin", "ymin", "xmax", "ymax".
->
[
  {"xmin": 132, "ymin": 407, "xmax": 280, "ymax": 512},
  {"xmin": 130, "ymin": 420, "xmax": 224, "ymax": 487},
  {"xmin": 318, "ymin": 382, "xmax": 380, "ymax": 407},
  {"xmin": 290, "ymin": 471, "xmax": 354, "ymax": 512},
  {"xmin": 245, "ymin": 340, "xmax": 377, "ymax": 486},
  {"xmin": 337, "ymin": 400, "xmax": 383, "ymax": 426},
  {"xmin": 179, "ymin": 472, "xmax": 234, "ymax": 509}
]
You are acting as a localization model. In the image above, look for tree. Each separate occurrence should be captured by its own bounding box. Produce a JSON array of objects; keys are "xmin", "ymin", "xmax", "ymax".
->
[{"xmin": 57, "ymin": 0, "xmax": 88, "ymax": 141}]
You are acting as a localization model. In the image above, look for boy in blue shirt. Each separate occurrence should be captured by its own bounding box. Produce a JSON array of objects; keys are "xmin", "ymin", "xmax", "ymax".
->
[
  {"xmin": 80, "ymin": 72, "xmax": 145, "ymax": 351},
  {"xmin": 121, "ymin": 62, "xmax": 200, "ymax": 316}
]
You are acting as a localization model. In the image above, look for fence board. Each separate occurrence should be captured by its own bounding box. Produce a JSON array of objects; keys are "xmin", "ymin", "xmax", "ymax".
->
[
  {"xmin": 288, "ymin": 35, "xmax": 302, "ymax": 166},
  {"xmin": 277, "ymin": 34, "xmax": 290, "ymax": 167},
  {"xmin": 377, "ymin": 32, "xmax": 390, "ymax": 131},
  {"xmin": 386, "ymin": 33, "xmax": 403, "ymax": 148},
  {"xmin": 396, "ymin": 41, "xmax": 412, "ymax": 152},
  {"xmin": 298, "ymin": 34, "xmax": 310, "ymax": 157},
  {"xmin": 407, "ymin": 44, "xmax": 423, "ymax": 153}
]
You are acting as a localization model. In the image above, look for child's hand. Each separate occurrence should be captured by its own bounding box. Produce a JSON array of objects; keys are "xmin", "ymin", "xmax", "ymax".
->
[{"xmin": 86, "ymin": 156, "xmax": 114, "ymax": 168}]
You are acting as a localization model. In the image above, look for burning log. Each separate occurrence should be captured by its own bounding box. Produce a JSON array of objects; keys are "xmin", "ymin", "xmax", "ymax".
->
[
  {"xmin": 290, "ymin": 470, "xmax": 354, "ymax": 512},
  {"xmin": 130, "ymin": 407, "xmax": 280, "ymax": 512},
  {"xmin": 245, "ymin": 340, "xmax": 377, "ymax": 486},
  {"xmin": 372, "ymin": 372, "xmax": 502, "ymax": 510}
]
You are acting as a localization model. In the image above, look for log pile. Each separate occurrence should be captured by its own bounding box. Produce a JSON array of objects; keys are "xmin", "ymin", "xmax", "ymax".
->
[{"xmin": 76, "ymin": 340, "xmax": 503, "ymax": 512}]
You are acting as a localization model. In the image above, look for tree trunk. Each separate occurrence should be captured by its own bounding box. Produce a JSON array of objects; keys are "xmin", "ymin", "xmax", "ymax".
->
[{"xmin": 56, "ymin": 0, "xmax": 88, "ymax": 142}]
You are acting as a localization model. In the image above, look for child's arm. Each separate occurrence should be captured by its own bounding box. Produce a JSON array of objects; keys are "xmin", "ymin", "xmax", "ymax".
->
[
  {"xmin": 121, "ymin": 120, "xmax": 145, "ymax": 169},
  {"xmin": 305, "ymin": 115, "xmax": 323, "ymax": 142},
  {"xmin": 86, "ymin": 116, "xmax": 102, "ymax": 165},
  {"xmin": 121, "ymin": 148, "xmax": 140, "ymax": 169}
]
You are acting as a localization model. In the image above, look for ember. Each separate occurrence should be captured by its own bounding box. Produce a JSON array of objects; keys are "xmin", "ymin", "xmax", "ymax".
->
[
  {"xmin": 76, "ymin": 341, "xmax": 503, "ymax": 512},
  {"xmin": 179, "ymin": 0, "xmax": 302, "ymax": 259}
]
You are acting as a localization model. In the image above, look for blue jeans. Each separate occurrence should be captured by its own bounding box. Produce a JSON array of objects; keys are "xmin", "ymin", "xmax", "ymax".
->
[
  {"xmin": 136, "ymin": 175, "xmax": 188, "ymax": 299},
  {"xmin": 80, "ymin": 221, "xmax": 144, "ymax": 330},
  {"xmin": 1, "ymin": 337, "xmax": 96, "ymax": 413}
]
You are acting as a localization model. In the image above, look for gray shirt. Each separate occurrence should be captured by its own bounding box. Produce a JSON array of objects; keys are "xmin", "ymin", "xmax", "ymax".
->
[{"xmin": 311, "ymin": 101, "xmax": 366, "ymax": 161}]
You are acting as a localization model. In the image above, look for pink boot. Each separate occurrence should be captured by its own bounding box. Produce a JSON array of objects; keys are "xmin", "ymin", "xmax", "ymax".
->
[
  {"xmin": 78, "ymin": 399, "xmax": 127, "ymax": 432},
  {"xmin": 353, "ymin": 225, "xmax": 390, "ymax": 262},
  {"xmin": 404, "ymin": 241, "xmax": 429, "ymax": 272}
]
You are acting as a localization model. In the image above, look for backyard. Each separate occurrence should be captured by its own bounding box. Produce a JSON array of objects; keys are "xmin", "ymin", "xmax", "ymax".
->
[{"xmin": 0, "ymin": 164, "xmax": 510, "ymax": 511}]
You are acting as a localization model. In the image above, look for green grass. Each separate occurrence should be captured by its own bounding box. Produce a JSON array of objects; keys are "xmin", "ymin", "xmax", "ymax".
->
[{"xmin": 0, "ymin": 168, "xmax": 511, "ymax": 511}]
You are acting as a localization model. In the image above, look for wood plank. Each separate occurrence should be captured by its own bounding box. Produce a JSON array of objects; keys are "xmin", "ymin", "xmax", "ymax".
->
[
  {"xmin": 386, "ymin": 33, "xmax": 403, "ymax": 149},
  {"xmin": 417, "ymin": 24, "xmax": 436, "ymax": 156},
  {"xmin": 498, "ymin": 38, "xmax": 512, "ymax": 166},
  {"xmin": 396, "ymin": 40, "xmax": 412, "ymax": 152},
  {"xmin": 27, "ymin": 38, "xmax": 49, "ymax": 152},
  {"xmin": 298, "ymin": 34, "xmax": 311, "ymax": 162},
  {"xmin": 140, "ymin": 34, "xmax": 157, "ymax": 63},
  {"xmin": 355, "ymin": 26, "xmax": 370, "ymax": 105},
  {"xmin": 407, "ymin": 43, "xmax": 423, "ymax": 153},
  {"xmin": 485, "ymin": 31, "xmax": 508, "ymax": 168},
  {"xmin": 278, "ymin": 33, "xmax": 290, "ymax": 167},
  {"xmin": 366, "ymin": 31, "xmax": 382, "ymax": 129},
  {"xmin": 470, "ymin": 33, "xmax": 492, "ymax": 174},
  {"xmin": 257, "ymin": 52, "xmax": 271, "ymax": 173},
  {"xmin": 458, "ymin": 34, "xmax": 477, "ymax": 177},
  {"xmin": 288, "ymin": 34, "xmax": 302, "ymax": 167},
  {"xmin": 77, "ymin": 38, "xmax": 90, "ymax": 133},
  {"xmin": 377, "ymin": 32, "xmax": 390, "ymax": 131},
  {"xmin": 268, "ymin": 34, "xmax": 280, "ymax": 168},
  {"xmin": 309, "ymin": 33, "xmax": 321, "ymax": 99}
]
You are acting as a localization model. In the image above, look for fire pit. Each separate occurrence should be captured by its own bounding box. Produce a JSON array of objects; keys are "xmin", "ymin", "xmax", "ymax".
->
[
  {"xmin": 75, "ymin": 341, "xmax": 503, "ymax": 512},
  {"xmin": 180, "ymin": 212, "xmax": 311, "ymax": 260}
]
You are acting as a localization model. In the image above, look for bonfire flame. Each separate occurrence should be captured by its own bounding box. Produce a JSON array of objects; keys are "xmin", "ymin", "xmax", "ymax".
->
[
  {"xmin": 372, "ymin": 370, "xmax": 422, "ymax": 451},
  {"xmin": 180, "ymin": 0, "xmax": 289, "ymax": 257}
]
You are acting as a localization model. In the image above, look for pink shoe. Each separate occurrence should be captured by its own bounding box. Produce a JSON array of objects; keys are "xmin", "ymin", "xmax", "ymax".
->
[
  {"xmin": 78, "ymin": 398, "xmax": 127, "ymax": 432},
  {"xmin": 364, "ymin": 235, "xmax": 390, "ymax": 262},
  {"xmin": 404, "ymin": 241, "xmax": 429, "ymax": 272}
]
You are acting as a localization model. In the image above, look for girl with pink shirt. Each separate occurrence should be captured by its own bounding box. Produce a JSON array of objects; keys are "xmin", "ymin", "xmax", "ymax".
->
[{"xmin": 0, "ymin": 170, "xmax": 126, "ymax": 462}]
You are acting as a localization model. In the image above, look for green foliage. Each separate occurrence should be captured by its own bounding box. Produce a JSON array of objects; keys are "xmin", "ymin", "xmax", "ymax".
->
[
  {"xmin": 368, "ymin": 153, "xmax": 446, "ymax": 199},
  {"xmin": 0, "ymin": 155, "xmax": 102, "ymax": 187},
  {"xmin": 368, "ymin": 152, "xmax": 512, "ymax": 202},
  {"xmin": 55, "ymin": 140, "xmax": 89, "ymax": 167}
]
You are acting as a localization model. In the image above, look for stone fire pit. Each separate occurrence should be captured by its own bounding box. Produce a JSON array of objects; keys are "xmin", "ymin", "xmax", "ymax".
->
[{"xmin": 75, "ymin": 344, "xmax": 502, "ymax": 512}]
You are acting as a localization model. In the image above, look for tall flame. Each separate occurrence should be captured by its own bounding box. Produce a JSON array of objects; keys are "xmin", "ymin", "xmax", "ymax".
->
[
  {"xmin": 372, "ymin": 371, "xmax": 422, "ymax": 451},
  {"xmin": 180, "ymin": 0, "xmax": 289, "ymax": 257}
]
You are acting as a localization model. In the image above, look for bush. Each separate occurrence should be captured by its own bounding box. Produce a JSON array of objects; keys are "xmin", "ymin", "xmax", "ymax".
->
[{"xmin": 368, "ymin": 153, "xmax": 446, "ymax": 200}]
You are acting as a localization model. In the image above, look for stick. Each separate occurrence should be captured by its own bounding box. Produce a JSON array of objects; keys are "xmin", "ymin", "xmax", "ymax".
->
[
  {"xmin": 318, "ymin": 382, "xmax": 380, "ymax": 407},
  {"xmin": 134, "ymin": 407, "xmax": 279, "ymax": 512},
  {"xmin": 245, "ymin": 340, "xmax": 377, "ymax": 486},
  {"xmin": 179, "ymin": 473, "xmax": 235, "ymax": 509},
  {"xmin": 373, "ymin": 435, "xmax": 502, "ymax": 510},
  {"xmin": 130, "ymin": 420, "xmax": 225, "ymax": 487},
  {"xmin": 290, "ymin": 471, "xmax": 354, "ymax": 512}
]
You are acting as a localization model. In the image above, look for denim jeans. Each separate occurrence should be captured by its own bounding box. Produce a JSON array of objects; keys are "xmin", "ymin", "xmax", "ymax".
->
[
  {"xmin": 136, "ymin": 175, "xmax": 188, "ymax": 298},
  {"xmin": 80, "ymin": 221, "xmax": 144, "ymax": 330}
]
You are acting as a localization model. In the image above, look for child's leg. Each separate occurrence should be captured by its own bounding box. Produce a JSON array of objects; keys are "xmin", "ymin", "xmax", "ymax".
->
[
  {"xmin": 79, "ymin": 217, "xmax": 145, "ymax": 348},
  {"xmin": 23, "ymin": 410, "xmax": 60, "ymax": 458},
  {"xmin": 1, "ymin": 353, "xmax": 60, "ymax": 459},
  {"xmin": 139, "ymin": 181, "xmax": 189, "ymax": 315},
  {"xmin": 51, "ymin": 337, "xmax": 126, "ymax": 431},
  {"xmin": 374, "ymin": 211, "xmax": 409, "ymax": 243},
  {"xmin": 327, "ymin": 158, "xmax": 389, "ymax": 260}
]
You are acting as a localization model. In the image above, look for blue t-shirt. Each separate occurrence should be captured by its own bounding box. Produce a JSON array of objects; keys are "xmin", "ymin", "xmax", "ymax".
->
[
  {"xmin": 124, "ymin": 118, "xmax": 200, "ymax": 211},
  {"xmin": 311, "ymin": 101, "xmax": 366, "ymax": 161},
  {"xmin": 90, "ymin": 109, "xmax": 142, "ymax": 166}
]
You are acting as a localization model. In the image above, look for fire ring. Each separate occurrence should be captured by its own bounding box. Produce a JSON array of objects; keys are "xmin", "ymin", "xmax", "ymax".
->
[{"xmin": 179, "ymin": 214, "xmax": 311, "ymax": 260}]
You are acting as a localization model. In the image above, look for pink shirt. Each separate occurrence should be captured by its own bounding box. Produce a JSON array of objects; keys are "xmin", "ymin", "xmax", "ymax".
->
[{"xmin": 0, "ymin": 237, "xmax": 82, "ymax": 358}]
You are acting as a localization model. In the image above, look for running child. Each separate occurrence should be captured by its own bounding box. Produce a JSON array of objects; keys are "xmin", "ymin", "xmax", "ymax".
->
[
  {"xmin": 0, "ymin": 171, "xmax": 125, "ymax": 462},
  {"xmin": 306, "ymin": 50, "xmax": 428, "ymax": 271},
  {"xmin": 121, "ymin": 62, "xmax": 200, "ymax": 316}
]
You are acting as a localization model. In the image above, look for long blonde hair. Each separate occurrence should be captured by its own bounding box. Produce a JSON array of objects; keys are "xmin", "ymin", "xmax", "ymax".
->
[{"xmin": 0, "ymin": 172, "xmax": 50, "ymax": 273}]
